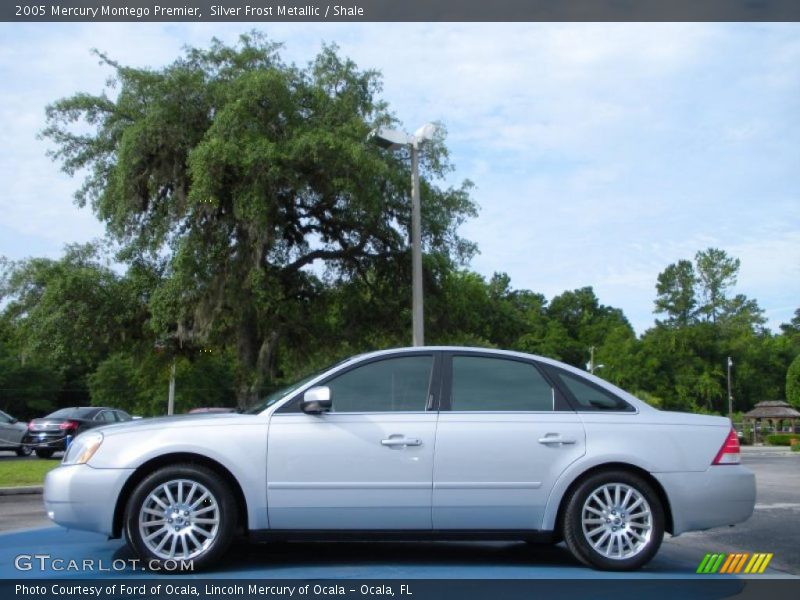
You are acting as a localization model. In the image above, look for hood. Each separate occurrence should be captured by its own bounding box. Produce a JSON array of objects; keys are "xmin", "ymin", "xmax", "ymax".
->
[{"xmin": 92, "ymin": 412, "xmax": 259, "ymax": 436}]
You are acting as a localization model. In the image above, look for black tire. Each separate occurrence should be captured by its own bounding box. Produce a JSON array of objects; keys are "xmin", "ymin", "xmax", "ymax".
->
[
  {"xmin": 34, "ymin": 448, "xmax": 54, "ymax": 459},
  {"xmin": 563, "ymin": 470, "xmax": 664, "ymax": 571},
  {"xmin": 124, "ymin": 463, "xmax": 237, "ymax": 572},
  {"xmin": 16, "ymin": 445, "xmax": 32, "ymax": 457}
]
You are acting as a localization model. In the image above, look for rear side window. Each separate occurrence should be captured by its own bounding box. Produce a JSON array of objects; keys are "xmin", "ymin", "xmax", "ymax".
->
[
  {"xmin": 450, "ymin": 356, "xmax": 554, "ymax": 411},
  {"xmin": 554, "ymin": 371, "xmax": 633, "ymax": 412}
]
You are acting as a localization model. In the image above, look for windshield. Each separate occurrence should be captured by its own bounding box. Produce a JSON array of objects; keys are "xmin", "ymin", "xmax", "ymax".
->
[{"xmin": 245, "ymin": 359, "xmax": 350, "ymax": 414}]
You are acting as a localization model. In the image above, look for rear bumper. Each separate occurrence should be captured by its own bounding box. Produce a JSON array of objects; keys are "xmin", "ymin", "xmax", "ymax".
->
[
  {"xmin": 654, "ymin": 465, "xmax": 756, "ymax": 535},
  {"xmin": 23, "ymin": 433, "xmax": 68, "ymax": 451},
  {"xmin": 44, "ymin": 464, "xmax": 134, "ymax": 536}
]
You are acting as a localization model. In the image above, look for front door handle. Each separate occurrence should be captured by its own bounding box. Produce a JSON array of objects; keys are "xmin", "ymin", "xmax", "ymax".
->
[
  {"xmin": 381, "ymin": 436, "xmax": 422, "ymax": 447},
  {"xmin": 538, "ymin": 435, "xmax": 577, "ymax": 445}
]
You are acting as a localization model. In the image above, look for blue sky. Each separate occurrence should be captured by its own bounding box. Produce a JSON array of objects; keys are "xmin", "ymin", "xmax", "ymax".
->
[{"xmin": 0, "ymin": 22, "xmax": 798, "ymax": 334}]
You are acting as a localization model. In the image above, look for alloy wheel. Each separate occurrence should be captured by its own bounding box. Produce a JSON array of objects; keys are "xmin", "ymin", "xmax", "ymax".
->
[
  {"xmin": 580, "ymin": 482, "xmax": 653, "ymax": 560},
  {"xmin": 138, "ymin": 478, "xmax": 220, "ymax": 560}
]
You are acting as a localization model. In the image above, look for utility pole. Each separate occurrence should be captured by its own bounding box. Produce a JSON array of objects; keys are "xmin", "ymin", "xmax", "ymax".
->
[
  {"xmin": 167, "ymin": 358, "xmax": 176, "ymax": 416},
  {"xmin": 589, "ymin": 346, "xmax": 596, "ymax": 374}
]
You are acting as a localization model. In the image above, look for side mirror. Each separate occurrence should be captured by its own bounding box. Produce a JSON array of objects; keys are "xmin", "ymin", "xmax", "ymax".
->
[
  {"xmin": 10, "ymin": 418, "xmax": 18, "ymax": 424},
  {"xmin": 300, "ymin": 386, "xmax": 332, "ymax": 414}
]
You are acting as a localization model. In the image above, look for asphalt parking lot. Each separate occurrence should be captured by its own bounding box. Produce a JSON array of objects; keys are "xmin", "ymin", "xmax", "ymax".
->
[{"xmin": 0, "ymin": 448, "xmax": 797, "ymax": 579}]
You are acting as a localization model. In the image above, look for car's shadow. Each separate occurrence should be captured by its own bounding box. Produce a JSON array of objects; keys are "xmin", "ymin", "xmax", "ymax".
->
[
  {"xmin": 110, "ymin": 536, "xmax": 707, "ymax": 578},
  {"xmin": 229, "ymin": 539, "xmax": 579, "ymax": 569},
  {"xmin": 112, "ymin": 538, "xmax": 582, "ymax": 574}
]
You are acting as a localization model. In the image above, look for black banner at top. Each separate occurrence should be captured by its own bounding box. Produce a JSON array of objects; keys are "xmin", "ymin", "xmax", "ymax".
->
[{"xmin": 4, "ymin": 0, "xmax": 800, "ymax": 23}]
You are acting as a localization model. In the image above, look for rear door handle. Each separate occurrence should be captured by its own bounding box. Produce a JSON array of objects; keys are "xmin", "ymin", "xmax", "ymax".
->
[
  {"xmin": 381, "ymin": 437, "xmax": 422, "ymax": 447},
  {"xmin": 538, "ymin": 435, "xmax": 576, "ymax": 445}
]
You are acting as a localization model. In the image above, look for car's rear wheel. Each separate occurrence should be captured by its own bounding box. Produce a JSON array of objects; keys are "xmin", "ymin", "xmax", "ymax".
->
[
  {"xmin": 16, "ymin": 445, "xmax": 32, "ymax": 457},
  {"xmin": 124, "ymin": 463, "xmax": 236, "ymax": 572},
  {"xmin": 34, "ymin": 448, "xmax": 54, "ymax": 459},
  {"xmin": 563, "ymin": 470, "xmax": 664, "ymax": 571}
]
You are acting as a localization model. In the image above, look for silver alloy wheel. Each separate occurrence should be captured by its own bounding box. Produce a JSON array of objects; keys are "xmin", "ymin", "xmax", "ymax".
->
[
  {"xmin": 138, "ymin": 478, "xmax": 220, "ymax": 560},
  {"xmin": 581, "ymin": 482, "xmax": 653, "ymax": 560}
]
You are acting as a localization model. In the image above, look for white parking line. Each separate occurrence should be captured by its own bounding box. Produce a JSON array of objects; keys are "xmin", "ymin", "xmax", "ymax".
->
[{"xmin": 754, "ymin": 502, "xmax": 800, "ymax": 511}]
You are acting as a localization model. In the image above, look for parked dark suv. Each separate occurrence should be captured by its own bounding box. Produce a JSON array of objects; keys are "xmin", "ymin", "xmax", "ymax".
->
[{"xmin": 24, "ymin": 407, "xmax": 132, "ymax": 458}]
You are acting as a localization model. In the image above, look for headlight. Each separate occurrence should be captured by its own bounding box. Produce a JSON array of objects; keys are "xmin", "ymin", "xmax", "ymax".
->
[{"xmin": 62, "ymin": 431, "xmax": 104, "ymax": 465}]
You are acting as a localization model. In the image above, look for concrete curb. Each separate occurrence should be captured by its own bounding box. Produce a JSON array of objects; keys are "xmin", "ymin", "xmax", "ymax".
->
[{"xmin": 0, "ymin": 485, "xmax": 43, "ymax": 496}]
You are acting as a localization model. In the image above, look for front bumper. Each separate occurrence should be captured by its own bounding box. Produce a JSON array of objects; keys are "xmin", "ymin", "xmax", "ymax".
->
[
  {"xmin": 44, "ymin": 464, "xmax": 135, "ymax": 537},
  {"xmin": 654, "ymin": 465, "xmax": 756, "ymax": 535}
]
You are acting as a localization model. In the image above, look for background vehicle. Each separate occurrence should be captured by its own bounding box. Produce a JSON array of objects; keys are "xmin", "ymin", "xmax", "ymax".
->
[
  {"xmin": 44, "ymin": 348, "xmax": 755, "ymax": 571},
  {"xmin": 0, "ymin": 409, "xmax": 32, "ymax": 456},
  {"xmin": 25, "ymin": 407, "xmax": 132, "ymax": 458}
]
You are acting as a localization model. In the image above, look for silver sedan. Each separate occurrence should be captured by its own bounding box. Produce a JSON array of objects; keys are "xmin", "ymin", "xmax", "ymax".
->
[{"xmin": 44, "ymin": 347, "xmax": 755, "ymax": 571}]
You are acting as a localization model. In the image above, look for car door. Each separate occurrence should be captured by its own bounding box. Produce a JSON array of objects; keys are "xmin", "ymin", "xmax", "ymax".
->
[
  {"xmin": 432, "ymin": 352, "xmax": 586, "ymax": 530},
  {"xmin": 267, "ymin": 352, "xmax": 441, "ymax": 530}
]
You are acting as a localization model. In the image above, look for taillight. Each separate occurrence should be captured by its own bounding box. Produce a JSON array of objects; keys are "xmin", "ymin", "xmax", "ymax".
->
[
  {"xmin": 59, "ymin": 421, "xmax": 78, "ymax": 431},
  {"xmin": 27, "ymin": 421, "xmax": 35, "ymax": 430},
  {"xmin": 713, "ymin": 428, "xmax": 741, "ymax": 465}
]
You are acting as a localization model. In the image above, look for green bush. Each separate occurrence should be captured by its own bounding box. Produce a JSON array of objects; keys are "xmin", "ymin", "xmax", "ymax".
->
[
  {"xmin": 792, "ymin": 443, "xmax": 800, "ymax": 452},
  {"xmin": 764, "ymin": 433, "xmax": 800, "ymax": 446}
]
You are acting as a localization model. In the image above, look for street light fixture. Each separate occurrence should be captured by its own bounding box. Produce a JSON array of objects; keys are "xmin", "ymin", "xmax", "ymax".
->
[{"xmin": 369, "ymin": 123, "xmax": 437, "ymax": 347}]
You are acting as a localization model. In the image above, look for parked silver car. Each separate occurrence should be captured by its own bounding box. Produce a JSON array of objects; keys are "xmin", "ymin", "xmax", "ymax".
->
[
  {"xmin": 44, "ymin": 347, "xmax": 755, "ymax": 571},
  {"xmin": 0, "ymin": 409, "xmax": 32, "ymax": 456}
]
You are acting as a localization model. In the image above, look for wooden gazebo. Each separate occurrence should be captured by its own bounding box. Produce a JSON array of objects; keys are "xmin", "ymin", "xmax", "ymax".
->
[{"xmin": 743, "ymin": 400, "xmax": 800, "ymax": 443}]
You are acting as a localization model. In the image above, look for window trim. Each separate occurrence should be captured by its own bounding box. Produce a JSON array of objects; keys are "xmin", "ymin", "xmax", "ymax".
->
[
  {"xmin": 276, "ymin": 351, "xmax": 442, "ymax": 414},
  {"xmin": 541, "ymin": 364, "xmax": 636, "ymax": 413},
  {"xmin": 440, "ymin": 351, "xmax": 572, "ymax": 413}
]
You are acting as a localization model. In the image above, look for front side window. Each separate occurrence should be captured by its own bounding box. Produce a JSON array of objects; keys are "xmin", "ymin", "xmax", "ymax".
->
[
  {"xmin": 450, "ymin": 356, "xmax": 554, "ymax": 411},
  {"xmin": 326, "ymin": 356, "xmax": 434, "ymax": 413}
]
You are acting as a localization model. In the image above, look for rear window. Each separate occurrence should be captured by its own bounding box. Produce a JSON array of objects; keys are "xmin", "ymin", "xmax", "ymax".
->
[{"xmin": 46, "ymin": 408, "xmax": 98, "ymax": 419}]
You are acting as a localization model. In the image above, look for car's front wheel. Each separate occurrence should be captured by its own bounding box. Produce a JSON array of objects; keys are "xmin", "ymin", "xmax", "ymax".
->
[
  {"xmin": 563, "ymin": 470, "xmax": 664, "ymax": 571},
  {"xmin": 124, "ymin": 463, "xmax": 237, "ymax": 571}
]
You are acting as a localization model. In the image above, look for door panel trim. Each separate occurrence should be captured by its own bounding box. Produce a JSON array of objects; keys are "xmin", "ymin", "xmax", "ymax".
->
[
  {"xmin": 434, "ymin": 481, "xmax": 542, "ymax": 490},
  {"xmin": 269, "ymin": 482, "xmax": 432, "ymax": 490}
]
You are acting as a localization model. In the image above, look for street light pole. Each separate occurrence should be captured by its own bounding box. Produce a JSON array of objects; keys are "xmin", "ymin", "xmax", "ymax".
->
[
  {"xmin": 727, "ymin": 356, "xmax": 734, "ymax": 422},
  {"xmin": 369, "ymin": 123, "xmax": 436, "ymax": 347},
  {"xmin": 410, "ymin": 141, "xmax": 424, "ymax": 346}
]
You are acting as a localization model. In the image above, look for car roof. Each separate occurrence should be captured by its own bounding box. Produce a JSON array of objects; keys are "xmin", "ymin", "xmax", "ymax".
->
[{"xmin": 297, "ymin": 346, "xmax": 654, "ymax": 414}]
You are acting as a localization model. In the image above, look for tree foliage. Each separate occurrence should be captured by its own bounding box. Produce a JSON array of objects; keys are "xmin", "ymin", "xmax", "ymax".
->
[
  {"xmin": 42, "ymin": 34, "xmax": 476, "ymax": 407},
  {"xmin": 788, "ymin": 354, "xmax": 800, "ymax": 409}
]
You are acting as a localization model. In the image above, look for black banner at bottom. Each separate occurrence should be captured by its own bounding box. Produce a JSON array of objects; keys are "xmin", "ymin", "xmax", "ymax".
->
[{"xmin": 5, "ymin": 579, "xmax": 800, "ymax": 600}]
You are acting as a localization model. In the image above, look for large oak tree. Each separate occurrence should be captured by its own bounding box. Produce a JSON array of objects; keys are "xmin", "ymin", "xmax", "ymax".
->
[{"xmin": 43, "ymin": 34, "xmax": 476, "ymax": 406}]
